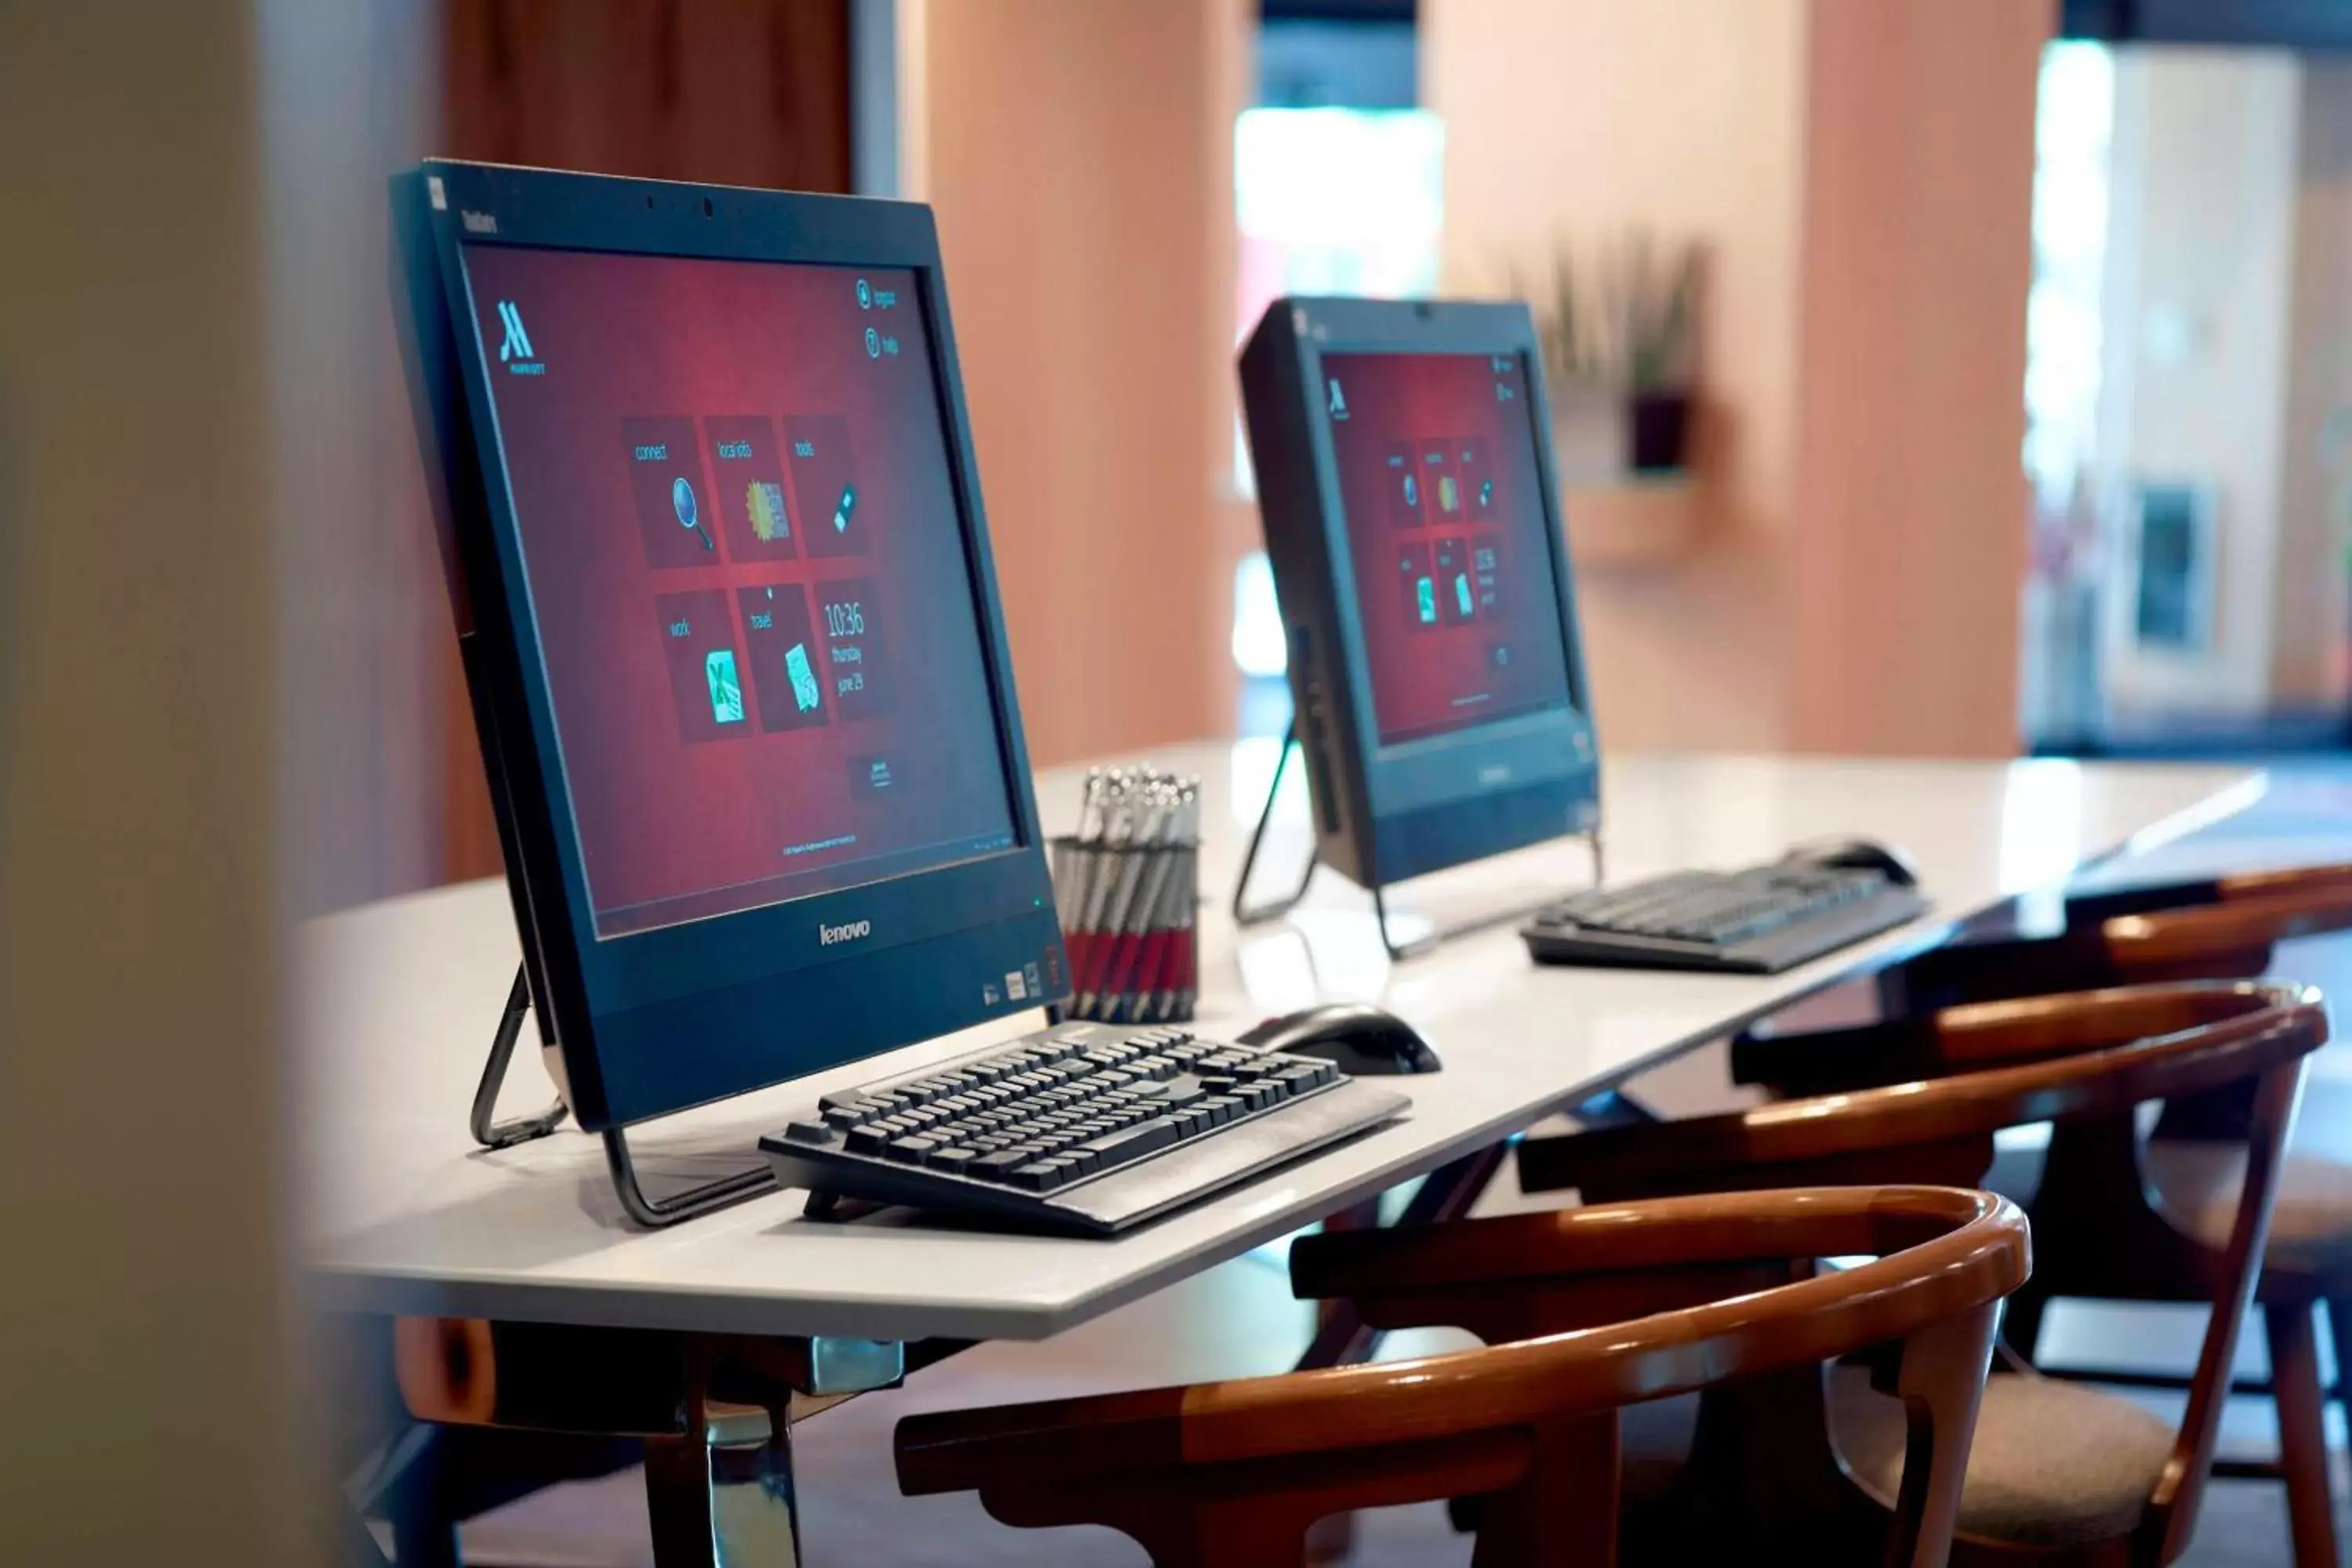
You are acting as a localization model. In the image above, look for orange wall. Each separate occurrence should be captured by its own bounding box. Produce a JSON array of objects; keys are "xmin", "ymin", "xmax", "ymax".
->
[
  {"xmin": 1426, "ymin": 0, "xmax": 1807, "ymax": 754},
  {"xmin": 1429, "ymin": 0, "xmax": 2046, "ymax": 757},
  {"xmin": 913, "ymin": 0, "xmax": 1247, "ymax": 766},
  {"xmin": 1788, "ymin": 0, "xmax": 2044, "ymax": 755},
  {"xmin": 2273, "ymin": 62, "xmax": 2352, "ymax": 708}
]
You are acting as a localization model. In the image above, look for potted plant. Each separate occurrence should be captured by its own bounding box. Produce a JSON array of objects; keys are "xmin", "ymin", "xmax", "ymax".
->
[
  {"xmin": 1520, "ymin": 246, "xmax": 1623, "ymax": 485},
  {"xmin": 1601, "ymin": 232, "xmax": 1700, "ymax": 473},
  {"xmin": 1518, "ymin": 234, "xmax": 1702, "ymax": 477}
]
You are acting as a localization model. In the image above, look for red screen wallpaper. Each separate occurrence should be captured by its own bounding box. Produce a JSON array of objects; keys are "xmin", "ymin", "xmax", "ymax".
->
[
  {"xmin": 1321, "ymin": 351, "xmax": 1576, "ymax": 746},
  {"xmin": 461, "ymin": 246, "xmax": 1016, "ymax": 938}
]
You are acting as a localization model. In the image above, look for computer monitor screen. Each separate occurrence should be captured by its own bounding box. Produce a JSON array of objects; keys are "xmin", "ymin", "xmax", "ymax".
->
[
  {"xmin": 1318, "ymin": 350, "xmax": 1577, "ymax": 747},
  {"xmin": 457, "ymin": 246, "xmax": 1018, "ymax": 938}
]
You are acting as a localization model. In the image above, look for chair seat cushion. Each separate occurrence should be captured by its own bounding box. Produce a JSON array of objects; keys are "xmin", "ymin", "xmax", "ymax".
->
[
  {"xmin": 2147, "ymin": 1073, "xmax": 2352, "ymax": 1272},
  {"xmin": 2146, "ymin": 1141, "xmax": 2352, "ymax": 1267},
  {"xmin": 1619, "ymin": 1391, "xmax": 1700, "ymax": 1511},
  {"xmin": 1831, "ymin": 1369, "xmax": 2173, "ymax": 1548}
]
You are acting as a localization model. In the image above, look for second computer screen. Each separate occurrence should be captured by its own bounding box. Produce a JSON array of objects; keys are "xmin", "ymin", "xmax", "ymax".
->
[{"xmin": 1319, "ymin": 350, "xmax": 1577, "ymax": 746}]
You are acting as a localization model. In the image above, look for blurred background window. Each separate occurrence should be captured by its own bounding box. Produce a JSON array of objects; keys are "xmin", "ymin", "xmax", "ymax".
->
[
  {"xmin": 1230, "ymin": 1, "xmax": 1442, "ymax": 736},
  {"xmin": 2024, "ymin": 2, "xmax": 2352, "ymax": 757}
]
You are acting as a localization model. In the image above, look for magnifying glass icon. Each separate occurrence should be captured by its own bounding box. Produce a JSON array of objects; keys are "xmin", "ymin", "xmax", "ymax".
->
[{"xmin": 672, "ymin": 476, "xmax": 714, "ymax": 552}]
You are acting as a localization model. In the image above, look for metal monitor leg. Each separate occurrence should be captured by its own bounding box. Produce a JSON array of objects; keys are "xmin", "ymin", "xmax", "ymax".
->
[
  {"xmin": 470, "ymin": 964, "xmax": 568, "ymax": 1149},
  {"xmin": 470, "ymin": 962, "xmax": 774, "ymax": 1226},
  {"xmin": 1230, "ymin": 720, "xmax": 1606, "ymax": 960},
  {"xmin": 603, "ymin": 1125, "xmax": 777, "ymax": 1229},
  {"xmin": 1230, "ymin": 719, "xmax": 1320, "ymax": 926},
  {"xmin": 1367, "ymin": 828, "xmax": 1606, "ymax": 962}
]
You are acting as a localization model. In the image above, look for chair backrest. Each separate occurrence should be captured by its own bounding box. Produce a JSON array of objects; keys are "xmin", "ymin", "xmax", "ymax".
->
[
  {"xmin": 2100, "ymin": 884, "xmax": 2352, "ymax": 974},
  {"xmin": 1889, "ymin": 869, "xmax": 2352, "ymax": 1015},
  {"xmin": 897, "ymin": 1186, "xmax": 2029, "ymax": 1568},
  {"xmin": 1523, "ymin": 980, "xmax": 2325, "ymax": 1566}
]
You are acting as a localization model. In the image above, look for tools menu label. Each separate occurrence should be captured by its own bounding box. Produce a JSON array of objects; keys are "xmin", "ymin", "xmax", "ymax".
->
[{"xmin": 786, "ymin": 414, "xmax": 868, "ymax": 558}]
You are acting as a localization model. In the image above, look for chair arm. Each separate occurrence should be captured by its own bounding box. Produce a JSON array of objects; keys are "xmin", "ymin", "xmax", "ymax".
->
[
  {"xmin": 1524, "ymin": 982, "xmax": 2321, "ymax": 1199},
  {"xmin": 2217, "ymin": 860, "xmax": 2352, "ymax": 902},
  {"xmin": 900, "ymin": 1186, "xmax": 2025, "ymax": 1496},
  {"xmin": 2105, "ymin": 887, "xmax": 2352, "ymax": 971}
]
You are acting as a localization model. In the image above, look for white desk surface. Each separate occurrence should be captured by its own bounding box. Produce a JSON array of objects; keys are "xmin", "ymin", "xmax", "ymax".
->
[{"xmin": 303, "ymin": 743, "xmax": 2258, "ymax": 1343}]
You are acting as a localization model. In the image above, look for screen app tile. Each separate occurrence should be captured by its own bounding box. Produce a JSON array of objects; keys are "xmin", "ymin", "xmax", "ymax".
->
[
  {"xmin": 1419, "ymin": 437, "xmax": 1465, "ymax": 521},
  {"xmin": 655, "ymin": 589, "xmax": 750, "ymax": 743},
  {"xmin": 736, "ymin": 582, "xmax": 831, "ymax": 732},
  {"xmin": 703, "ymin": 415, "xmax": 796, "ymax": 562},
  {"xmin": 815, "ymin": 577, "xmax": 892, "ymax": 721},
  {"xmin": 1382, "ymin": 439, "xmax": 1424, "ymax": 526},
  {"xmin": 625, "ymin": 416, "xmax": 720, "ymax": 567},
  {"xmin": 1395, "ymin": 540, "xmax": 1438, "ymax": 631},
  {"xmin": 785, "ymin": 414, "xmax": 867, "ymax": 558}
]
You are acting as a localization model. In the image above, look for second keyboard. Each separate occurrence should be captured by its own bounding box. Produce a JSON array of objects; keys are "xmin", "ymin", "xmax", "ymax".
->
[{"xmin": 1520, "ymin": 864, "xmax": 1929, "ymax": 974}]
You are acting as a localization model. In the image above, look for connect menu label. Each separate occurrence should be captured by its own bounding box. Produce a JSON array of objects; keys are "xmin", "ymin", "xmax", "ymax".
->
[{"xmin": 625, "ymin": 416, "xmax": 720, "ymax": 567}]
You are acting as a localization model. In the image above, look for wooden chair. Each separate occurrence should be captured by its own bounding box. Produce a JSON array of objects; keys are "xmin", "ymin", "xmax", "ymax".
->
[
  {"xmin": 1735, "ymin": 868, "xmax": 2352, "ymax": 1567},
  {"xmin": 1873, "ymin": 861, "xmax": 2352, "ymax": 1016},
  {"xmin": 898, "ymin": 1185, "xmax": 2029, "ymax": 1567},
  {"xmin": 1505, "ymin": 979, "xmax": 2325, "ymax": 1566}
]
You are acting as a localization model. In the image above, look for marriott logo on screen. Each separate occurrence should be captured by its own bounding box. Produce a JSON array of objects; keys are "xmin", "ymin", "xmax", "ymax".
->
[{"xmin": 818, "ymin": 919, "xmax": 873, "ymax": 946}]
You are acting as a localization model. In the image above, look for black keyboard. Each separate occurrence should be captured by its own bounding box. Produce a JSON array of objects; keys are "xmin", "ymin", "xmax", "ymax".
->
[
  {"xmin": 1520, "ymin": 865, "xmax": 1929, "ymax": 974},
  {"xmin": 760, "ymin": 1021, "xmax": 1409, "ymax": 1236}
]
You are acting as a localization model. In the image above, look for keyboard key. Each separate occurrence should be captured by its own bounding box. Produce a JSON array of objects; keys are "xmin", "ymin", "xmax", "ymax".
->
[
  {"xmin": 784, "ymin": 1120, "xmax": 838, "ymax": 1145},
  {"xmin": 1073, "ymin": 1116, "xmax": 1181, "ymax": 1171},
  {"xmin": 924, "ymin": 1146, "xmax": 976, "ymax": 1174},
  {"xmin": 970, "ymin": 1149, "xmax": 1033, "ymax": 1180},
  {"xmin": 1011, "ymin": 1162, "xmax": 1065, "ymax": 1192},
  {"xmin": 886, "ymin": 1135, "xmax": 940, "ymax": 1163},
  {"xmin": 845, "ymin": 1127, "xmax": 891, "ymax": 1155}
]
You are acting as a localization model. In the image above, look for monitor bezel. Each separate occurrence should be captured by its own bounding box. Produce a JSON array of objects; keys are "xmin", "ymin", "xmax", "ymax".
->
[
  {"xmin": 1248, "ymin": 296, "xmax": 1601, "ymax": 885},
  {"xmin": 394, "ymin": 159, "xmax": 1063, "ymax": 1129}
]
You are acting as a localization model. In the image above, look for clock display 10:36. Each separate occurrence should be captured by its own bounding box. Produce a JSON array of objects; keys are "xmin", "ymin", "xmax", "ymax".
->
[{"xmin": 818, "ymin": 579, "xmax": 891, "ymax": 720}]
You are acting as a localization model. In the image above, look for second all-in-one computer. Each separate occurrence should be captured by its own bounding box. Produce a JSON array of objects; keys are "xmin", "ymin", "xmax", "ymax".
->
[{"xmin": 1239, "ymin": 296, "xmax": 1928, "ymax": 972}]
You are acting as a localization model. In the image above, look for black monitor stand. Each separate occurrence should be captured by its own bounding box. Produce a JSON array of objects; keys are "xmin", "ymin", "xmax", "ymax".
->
[
  {"xmin": 1230, "ymin": 719, "xmax": 1605, "ymax": 962},
  {"xmin": 467, "ymin": 966, "xmax": 775, "ymax": 1228},
  {"xmin": 467, "ymin": 964, "xmax": 1073, "ymax": 1229}
]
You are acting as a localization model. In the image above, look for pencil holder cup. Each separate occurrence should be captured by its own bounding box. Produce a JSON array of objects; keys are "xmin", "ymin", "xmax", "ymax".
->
[{"xmin": 1051, "ymin": 834, "xmax": 1200, "ymax": 1024}]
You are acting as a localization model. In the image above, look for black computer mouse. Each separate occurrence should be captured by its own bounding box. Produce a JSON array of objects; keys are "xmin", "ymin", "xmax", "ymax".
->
[
  {"xmin": 1780, "ymin": 835, "xmax": 1921, "ymax": 887},
  {"xmin": 1236, "ymin": 1003, "xmax": 1443, "ymax": 1075}
]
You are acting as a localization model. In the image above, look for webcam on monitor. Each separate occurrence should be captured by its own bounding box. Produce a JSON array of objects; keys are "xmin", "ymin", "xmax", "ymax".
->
[{"xmin": 1235, "ymin": 296, "xmax": 1601, "ymax": 956}]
